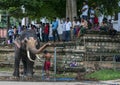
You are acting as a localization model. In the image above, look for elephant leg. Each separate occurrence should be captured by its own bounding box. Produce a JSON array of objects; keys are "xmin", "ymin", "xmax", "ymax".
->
[
  {"xmin": 21, "ymin": 53, "xmax": 27, "ymax": 76},
  {"xmin": 13, "ymin": 48, "xmax": 21, "ymax": 77},
  {"xmin": 26, "ymin": 53, "xmax": 36, "ymax": 77}
]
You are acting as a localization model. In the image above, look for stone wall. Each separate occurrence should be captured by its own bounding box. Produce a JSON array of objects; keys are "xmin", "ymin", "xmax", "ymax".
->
[{"xmin": 0, "ymin": 31, "xmax": 120, "ymax": 71}]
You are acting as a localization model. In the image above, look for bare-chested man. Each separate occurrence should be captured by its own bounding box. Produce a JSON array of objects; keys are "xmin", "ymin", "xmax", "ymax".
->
[{"xmin": 43, "ymin": 50, "xmax": 53, "ymax": 80}]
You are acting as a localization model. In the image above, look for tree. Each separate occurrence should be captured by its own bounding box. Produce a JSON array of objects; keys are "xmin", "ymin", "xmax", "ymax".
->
[
  {"xmin": 0, "ymin": 0, "xmax": 119, "ymax": 20},
  {"xmin": 66, "ymin": 0, "xmax": 77, "ymax": 21},
  {"xmin": 0, "ymin": 0, "xmax": 43, "ymax": 18}
]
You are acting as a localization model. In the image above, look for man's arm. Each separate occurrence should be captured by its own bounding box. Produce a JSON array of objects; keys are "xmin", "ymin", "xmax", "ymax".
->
[{"xmin": 14, "ymin": 38, "xmax": 21, "ymax": 48}]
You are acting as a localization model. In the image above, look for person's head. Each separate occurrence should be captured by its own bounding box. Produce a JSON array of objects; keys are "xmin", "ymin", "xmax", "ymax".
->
[
  {"xmin": 81, "ymin": 18, "xmax": 85, "ymax": 22},
  {"xmin": 53, "ymin": 17, "xmax": 56, "ymax": 21},
  {"xmin": 43, "ymin": 50, "xmax": 48, "ymax": 54},
  {"xmin": 83, "ymin": 1, "xmax": 87, "ymax": 5},
  {"xmin": 66, "ymin": 17, "xmax": 70, "ymax": 22},
  {"xmin": 103, "ymin": 17, "xmax": 108, "ymax": 23},
  {"xmin": 19, "ymin": 22, "xmax": 21, "ymax": 26},
  {"xmin": 40, "ymin": 22, "xmax": 42, "ymax": 25},
  {"xmin": 14, "ymin": 26, "xmax": 16, "ymax": 29},
  {"xmin": 46, "ymin": 23, "xmax": 49, "ymax": 27},
  {"xmin": 73, "ymin": 16, "xmax": 77, "ymax": 21},
  {"xmin": 91, "ymin": 7, "xmax": 94, "ymax": 10},
  {"xmin": 21, "ymin": 25, "xmax": 26, "ymax": 31},
  {"xmin": 43, "ymin": 23, "xmax": 45, "ymax": 27}
]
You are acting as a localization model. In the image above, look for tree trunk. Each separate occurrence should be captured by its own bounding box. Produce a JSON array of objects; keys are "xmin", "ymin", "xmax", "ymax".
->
[
  {"xmin": 6, "ymin": 15, "xmax": 10, "ymax": 42},
  {"xmin": 66, "ymin": 0, "xmax": 77, "ymax": 21}
]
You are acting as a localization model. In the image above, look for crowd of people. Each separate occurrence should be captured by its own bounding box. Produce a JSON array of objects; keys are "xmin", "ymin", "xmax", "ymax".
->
[{"xmin": 7, "ymin": 1, "xmax": 117, "ymax": 44}]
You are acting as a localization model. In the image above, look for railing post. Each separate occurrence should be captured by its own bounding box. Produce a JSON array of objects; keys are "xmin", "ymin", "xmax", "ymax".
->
[
  {"xmin": 54, "ymin": 47, "xmax": 64, "ymax": 81},
  {"xmin": 113, "ymin": 55, "xmax": 116, "ymax": 71}
]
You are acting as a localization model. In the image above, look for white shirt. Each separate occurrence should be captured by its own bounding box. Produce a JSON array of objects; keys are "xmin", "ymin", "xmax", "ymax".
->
[
  {"xmin": 82, "ymin": 5, "xmax": 89, "ymax": 16},
  {"xmin": 65, "ymin": 21, "xmax": 72, "ymax": 31},
  {"xmin": 61, "ymin": 22, "xmax": 66, "ymax": 31},
  {"xmin": 90, "ymin": 9, "xmax": 95, "ymax": 18},
  {"xmin": 72, "ymin": 21, "xmax": 80, "ymax": 28},
  {"xmin": 49, "ymin": 24, "xmax": 53, "ymax": 37}
]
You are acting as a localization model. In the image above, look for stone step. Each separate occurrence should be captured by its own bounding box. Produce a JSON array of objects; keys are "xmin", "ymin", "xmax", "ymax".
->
[
  {"xmin": 85, "ymin": 30, "xmax": 120, "ymax": 35},
  {"xmin": 86, "ymin": 52, "xmax": 120, "ymax": 55},
  {"xmin": 1, "ymin": 31, "xmax": 120, "ymax": 70}
]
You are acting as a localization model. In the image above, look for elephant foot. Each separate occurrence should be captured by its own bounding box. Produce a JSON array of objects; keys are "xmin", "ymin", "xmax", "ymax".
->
[
  {"xmin": 27, "ymin": 77, "xmax": 33, "ymax": 81},
  {"xmin": 21, "ymin": 75, "xmax": 33, "ymax": 81},
  {"xmin": 13, "ymin": 71, "xmax": 20, "ymax": 78}
]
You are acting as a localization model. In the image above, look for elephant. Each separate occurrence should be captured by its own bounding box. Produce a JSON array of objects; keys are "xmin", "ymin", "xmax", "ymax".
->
[{"xmin": 13, "ymin": 28, "xmax": 51, "ymax": 79}]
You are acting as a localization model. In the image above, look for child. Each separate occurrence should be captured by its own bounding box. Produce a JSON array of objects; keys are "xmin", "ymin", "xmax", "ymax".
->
[{"xmin": 43, "ymin": 50, "xmax": 53, "ymax": 80}]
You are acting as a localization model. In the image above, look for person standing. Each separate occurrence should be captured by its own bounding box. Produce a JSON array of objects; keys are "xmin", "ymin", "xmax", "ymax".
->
[
  {"xmin": 13, "ymin": 26, "xmax": 18, "ymax": 40},
  {"xmin": 90, "ymin": 7, "xmax": 95, "ymax": 26},
  {"xmin": 81, "ymin": 1, "xmax": 89, "ymax": 20},
  {"xmin": 8, "ymin": 27, "xmax": 14, "ymax": 44},
  {"xmin": 72, "ymin": 17, "xmax": 80, "ymax": 39},
  {"xmin": 43, "ymin": 50, "xmax": 53, "ymax": 80},
  {"xmin": 78, "ymin": 18, "xmax": 88, "ymax": 38},
  {"xmin": 42, "ymin": 23, "xmax": 45, "ymax": 42},
  {"xmin": 44, "ymin": 23, "xmax": 50, "ymax": 42},
  {"xmin": 61, "ymin": 18, "xmax": 66, "ymax": 41},
  {"xmin": 39, "ymin": 22, "xmax": 43, "ymax": 41},
  {"xmin": 65, "ymin": 17, "xmax": 72, "ymax": 41},
  {"xmin": 17, "ymin": 22, "xmax": 22, "ymax": 35},
  {"xmin": 52, "ymin": 17, "xmax": 60, "ymax": 42}
]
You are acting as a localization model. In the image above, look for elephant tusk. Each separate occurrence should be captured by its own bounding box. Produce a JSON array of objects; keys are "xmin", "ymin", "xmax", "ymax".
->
[
  {"xmin": 27, "ymin": 50, "xmax": 35, "ymax": 62},
  {"xmin": 36, "ymin": 54, "xmax": 41, "ymax": 60}
]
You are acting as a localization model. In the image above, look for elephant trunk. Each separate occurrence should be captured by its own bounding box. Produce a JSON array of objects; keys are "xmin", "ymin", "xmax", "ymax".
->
[{"xmin": 28, "ymin": 47, "xmax": 40, "ymax": 54}]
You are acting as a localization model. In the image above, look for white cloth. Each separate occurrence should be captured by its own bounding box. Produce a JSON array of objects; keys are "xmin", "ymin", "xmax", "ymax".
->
[
  {"xmin": 65, "ymin": 21, "xmax": 72, "ymax": 31},
  {"xmin": 39, "ymin": 27, "xmax": 42, "ymax": 40},
  {"xmin": 49, "ymin": 24, "xmax": 53, "ymax": 37},
  {"xmin": 61, "ymin": 22, "xmax": 66, "ymax": 32},
  {"xmin": 8, "ymin": 29, "xmax": 14, "ymax": 36},
  {"xmin": 72, "ymin": 21, "xmax": 80, "ymax": 28},
  {"xmin": 90, "ymin": 9, "xmax": 95, "ymax": 18},
  {"xmin": 82, "ymin": 5, "xmax": 89, "ymax": 16}
]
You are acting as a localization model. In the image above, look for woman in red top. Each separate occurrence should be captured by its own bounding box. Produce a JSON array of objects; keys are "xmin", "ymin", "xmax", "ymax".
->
[{"xmin": 44, "ymin": 23, "xmax": 49, "ymax": 42}]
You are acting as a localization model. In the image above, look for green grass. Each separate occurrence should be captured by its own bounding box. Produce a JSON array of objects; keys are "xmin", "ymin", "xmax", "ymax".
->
[
  {"xmin": 0, "ymin": 67, "xmax": 13, "ymax": 72},
  {"xmin": 85, "ymin": 69, "xmax": 120, "ymax": 80}
]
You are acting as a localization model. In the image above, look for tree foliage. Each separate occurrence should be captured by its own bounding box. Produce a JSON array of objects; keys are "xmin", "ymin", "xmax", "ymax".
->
[
  {"xmin": 77, "ymin": 0, "xmax": 120, "ymax": 16},
  {"xmin": 0, "ymin": 0, "xmax": 119, "ymax": 19},
  {"xmin": 0, "ymin": 0, "xmax": 43, "ymax": 18},
  {"xmin": 0, "ymin": 0, "xmax": 66, "ymax": 19}
]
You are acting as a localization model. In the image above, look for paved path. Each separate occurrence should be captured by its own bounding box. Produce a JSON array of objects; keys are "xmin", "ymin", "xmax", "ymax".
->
[
  {"xmin": 0, "ymin": 72, "xmax": 119, "ymax": 85},
  {"xmin": 0, "ymin": 81, "xmax": 119, "ymax": 85}
]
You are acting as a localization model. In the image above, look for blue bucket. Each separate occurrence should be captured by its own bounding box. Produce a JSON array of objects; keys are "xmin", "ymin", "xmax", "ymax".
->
[{"xmin": 56, "ymin": 78, "xmax": 75, "ymax": 81}]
